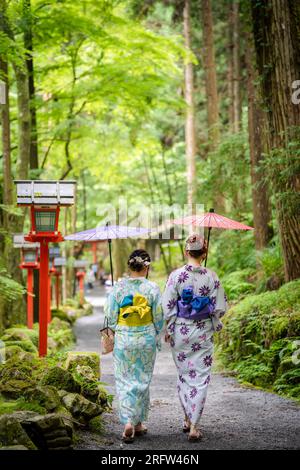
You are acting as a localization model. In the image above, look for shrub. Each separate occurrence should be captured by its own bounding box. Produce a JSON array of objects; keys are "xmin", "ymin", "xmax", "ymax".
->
[{"xmin": 216, "ymin": 279, "xmax": 300, "ymax": 399}]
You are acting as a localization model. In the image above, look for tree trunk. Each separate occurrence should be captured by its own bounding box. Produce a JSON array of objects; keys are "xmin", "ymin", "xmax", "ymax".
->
[
  {"xmin": 245, "ymin": 30, "xmax": 271, "ymax": 251},
  {"xmin": 228, "ymin": 1, "xmax": 241, "ymax": 132},
  {"xmin": 252, "ymin": 0, "xmax": 300, "ymax": 281},
  {"xmin": 201, "ymin": 0, "xmax": 219, "ymax": 145},
  {"xmin": 14, "ymin": 64, "xmax": 31, "ymax": 180},
  {"xmin": 227, "ymin": 2, "xmax": 234, "ymax": 129},
  {"xmin": 0, "ymin": 59, "xmax": 13, "ymax": 225},
  {"xmin": 183, "ymin": 0, "xmax": 197, "ymax": 209},
  {"xmin": 200, "ymin": 0, "xmax": 225, "ymax": 212},
  {"xmin": 232, "ymin": 1, "xmax": 241, "ymax": 132},
  {"xmin": 0, "ymin": 0, "xmax": 25, "ymax": 327},
  {"xmin": 24, "ymin": 0, "xmax": 38, "ymax": 169}
]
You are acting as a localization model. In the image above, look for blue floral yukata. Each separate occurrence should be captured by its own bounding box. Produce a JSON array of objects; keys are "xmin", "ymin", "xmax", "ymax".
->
[
  {"xmin": 162, "ymin": 265, "xmax": 228, "ymax": 426},
  {"xmin": 105, "ymin": 277, "xmax": 163, "ymax": 425}
]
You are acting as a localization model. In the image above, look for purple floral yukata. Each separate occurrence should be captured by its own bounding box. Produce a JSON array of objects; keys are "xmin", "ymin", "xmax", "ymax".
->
[{"xmin": 162, "ymin": 264, "xmax": 228, "ymax": 426}]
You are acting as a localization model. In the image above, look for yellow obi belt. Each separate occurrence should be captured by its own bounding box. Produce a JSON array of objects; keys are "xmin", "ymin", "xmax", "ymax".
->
[{"xmin": 118, "ymin": 294, "xmax": 152, "ymax": 327}]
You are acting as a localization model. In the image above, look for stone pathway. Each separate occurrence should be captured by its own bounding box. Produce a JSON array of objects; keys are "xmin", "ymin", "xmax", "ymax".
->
[{"xmin": 73, "ymin": 285, "xmax": 300, "ymax": 450}]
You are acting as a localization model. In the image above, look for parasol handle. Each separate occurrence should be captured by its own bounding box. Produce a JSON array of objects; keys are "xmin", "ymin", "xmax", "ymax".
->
[
  {"xmin": 205, "ymin": 227, "xmax": 212, "ymax": 267},
  {"xmin": 205, "ymin": 208, "xmax": 214, "ymax": 267},
  {"xmin": 108, "ymin": 238, "xmax": 114, "ymax": 286}
]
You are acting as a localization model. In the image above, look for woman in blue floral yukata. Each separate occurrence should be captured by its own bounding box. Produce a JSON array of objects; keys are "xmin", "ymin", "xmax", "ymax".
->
[
  {"xmin": 162, "ymin": 234, "xmax": 228, "ymax": 441},
  {"xmin": 105, "ymin": 249, "xmax": 163, "ymax": 443}
]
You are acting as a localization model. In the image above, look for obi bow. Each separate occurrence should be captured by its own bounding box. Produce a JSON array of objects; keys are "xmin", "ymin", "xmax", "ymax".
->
[
  {"xmin": 120, "ymin": 294, "xmax": 151, "ymax": 319},
  {"xmin": 177, "ymin": 286, "xmax": 214, "ymax": 321}
]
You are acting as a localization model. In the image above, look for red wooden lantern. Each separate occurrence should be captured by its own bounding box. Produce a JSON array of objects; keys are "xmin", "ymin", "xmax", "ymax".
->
[
  {"xmin": 13, "ymin": 234, "xmax": 39, "ymax": 329},
  {"xmin": 53, "ymin": 257, "xmax": 66, "ymax": 310},
  {"xmin": 14, "ymin": 180, "xmax": 76, "ymax": 357}
]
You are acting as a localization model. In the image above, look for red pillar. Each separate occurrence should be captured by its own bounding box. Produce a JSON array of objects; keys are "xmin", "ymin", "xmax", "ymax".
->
[
  {"xmin": 55, "ymin": 274, "xmax": 60, "ymax": 310},
  {"xmin": 47, "ymin": 273, "xmax": 51, "ymax": 323},
  {"xmin": 39, "ymin": 240, "xmax": 49, "ymax": 357},
  {"xmin": 27, "ymin": 268, "xmax": 34, "ymax": 329}
]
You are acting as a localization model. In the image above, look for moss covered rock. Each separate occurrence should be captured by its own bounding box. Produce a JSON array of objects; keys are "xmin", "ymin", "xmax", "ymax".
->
[
  {"xmin": 24, "ymin": 386, "xmax": 61, "ymax": 412},
  {"xmin": 3, "ymin": 340, "xmax": 37, "ymax": 353},
  {"xmin": 21, "ymin": 413, "xmax": 73, "ymax": 450},
  {"xmin": 96, "ymin": 384, "xmax": 109, "ymax": 409},
  {"xmin": 49, "ymin": 317, "xmax": 71, "ymax": 332},
  {"xmin": 0, "ymin": 445, "xmax": 29, "ymax": 450},
  {"xmin": 0, "ymin": 359, "xmax": 36, "ymax": 399},
  {"xmin": 3, "ymin": 345, "xmax": 24, "ymax": 360},
  {"xmin": 1, "ymin": 328, "xmax": 39, "ymax": 348},
  {"xmin": 41, "ymin": 366, "xmax": 81, "ymax": 393},
  {"xmin": 65, "ymin": 352, "xmax": 100, "ymax": 379},
  {"xmin": 61, "ymin": 392, "xmax": 102, "ymax": 424},
  {"xmin": 0, "ymin": 413, "xmax": 37, "ymax": 449},
  {"xmin": 52, "ymin": 307, "xmax": 77, "ymax": 325}
]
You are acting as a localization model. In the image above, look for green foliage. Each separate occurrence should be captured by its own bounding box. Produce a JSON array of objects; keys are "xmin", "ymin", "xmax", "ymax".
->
[
  {"xmin": 260, "ymin": 129, "xmax": 300, "ymax": 215},
  {"xmin": 216, "ymin": 279, "xmax": 300, "ymax": 399},
  {"xmin": 88, "ymin": 415, "xmax": 105, "ymax": 434},
  {"xmin": 0, "ymin": 267, "xmax": 26, "ymax": 302},
  {"xmin": 0, "ymin": 396, "xmax": 46, "ymax": 416},
  {"xmin": 207, "ymin": 229, "xmax": 256, "ymax": 277},
  {"xmin": 221, "ymin": 269, "xmax": 256, "ymax": 301}
]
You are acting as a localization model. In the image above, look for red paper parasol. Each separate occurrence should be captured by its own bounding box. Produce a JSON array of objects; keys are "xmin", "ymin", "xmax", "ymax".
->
[{"xmin": 174, "ymin": 208, "xmax": 254, "ymax": 266}]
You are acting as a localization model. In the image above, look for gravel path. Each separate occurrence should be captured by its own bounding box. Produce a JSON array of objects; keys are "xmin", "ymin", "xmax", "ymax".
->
[{"xmin": 73, "ymin": 286, "xmax": 300, "ymax": 450}]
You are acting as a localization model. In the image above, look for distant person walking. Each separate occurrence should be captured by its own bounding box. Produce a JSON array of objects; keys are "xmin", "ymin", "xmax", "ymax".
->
[
  {"xmin": 162, "ymin": 234, "xmax": 228, "ymax": 441},
  {"xmin": 86, "ymin": 266, "xmax": 96, "ymax": 290},
  {"xmin": 105, "ymin": 249, "xmax": 163, "ymax": 443}
]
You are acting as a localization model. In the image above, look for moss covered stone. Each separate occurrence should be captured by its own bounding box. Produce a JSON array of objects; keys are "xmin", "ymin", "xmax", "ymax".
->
[
  {"xmin": 96, "ymin": 384, "xmax": 110, "ymax": 409},
  {"xmin": 1, "ymin": 327, "xmax": 39, "ymax": 348},
  {"xmin": 4, "ymin": 345, "xmax": 24, "ymax": 360},
  {"xmin": 61, "ymin": 392, "xmax": 102, "ymax": 424},
  {"xmin": 0, "ymin": 359, "xmax": 36, "ymax": 399},
  {"xmin": 52, "ymin": 308, "xmax": 77, "ymax": 325},
  {"xmin": 21, "ymin": 413, "xmax": 73, "ymax": 449},
  {"xmin": 0, "ymin": 413, "xmax": 37, "ymax": 449},
  {"xmin": 0, "ymin": 445, "xmax": 29, "ymax": 450},
  {"xmin": 3, "ymin": 340, "xmax": 37, "ymax": 353},
  {"xmin": 42, "ymin": 366, "xmax": 81, "ymax": 393},
  {"xmin": 65, "ymin": 352, "xmax": 100, "ymax": 379},
  {"xmin": 49, "ymin": 317, "xmax": 71, "ymax": 332},
  {"xmin": 24, "ymin": 386, "xmax": 61, "ymax": 412}
]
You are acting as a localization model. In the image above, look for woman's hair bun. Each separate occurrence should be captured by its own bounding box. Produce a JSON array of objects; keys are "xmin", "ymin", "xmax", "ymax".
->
[
  {"xmin": 185, "ymin": 234, "xmax": 208, "ymax": 258},
  {"xmin": 128, "ymin": 249, "xmax": 151, "ymax": 272}
]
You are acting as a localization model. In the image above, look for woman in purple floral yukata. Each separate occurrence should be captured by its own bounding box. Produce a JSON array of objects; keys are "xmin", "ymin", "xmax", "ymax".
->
[{"xmin": 162, "ymin": 234, "xmax": 228, "ymax": 441}]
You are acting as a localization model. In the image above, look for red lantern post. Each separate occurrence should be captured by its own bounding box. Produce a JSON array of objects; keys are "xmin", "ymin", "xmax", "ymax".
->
[
  {"xmin": 53, "ymin": 257, "xmax": 66, "ymax": 310},
  {"xmin": 13, "ymin": 234, "xmax": 39, "ymax": 330},
  {"xmin": 14, "ymin": 180, "xmax": 76, "ymax": 357}
]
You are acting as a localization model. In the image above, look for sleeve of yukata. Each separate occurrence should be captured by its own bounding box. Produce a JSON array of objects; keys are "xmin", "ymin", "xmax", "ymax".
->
[
  {"xmin": 209, "ymin": 271, "xmax": 228, "ymax": 320},
  {"xmin": 162, "ymin": 271, "xmax": 179, "ymax": 335},
  {"xmin": 104, "ymin": 287, "xmax": 119, "ymax": 332},
  {"xmin": 151, "ymin": 284, "xmax": 164, "ymax": 336}
]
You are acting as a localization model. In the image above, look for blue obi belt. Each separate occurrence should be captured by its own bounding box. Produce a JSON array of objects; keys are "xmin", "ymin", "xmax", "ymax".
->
[{"xmin": 177, "ymin": 286, "xmax": 214, "ymax": 321}]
